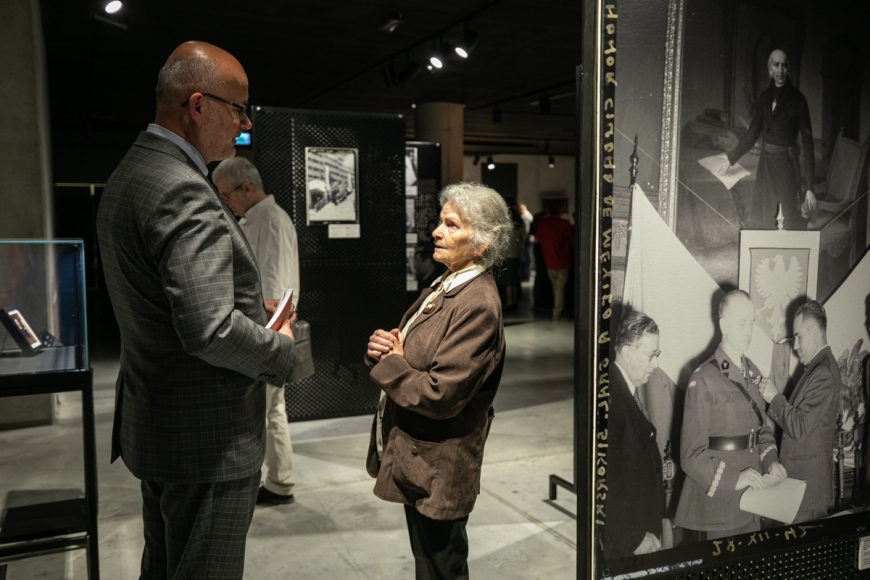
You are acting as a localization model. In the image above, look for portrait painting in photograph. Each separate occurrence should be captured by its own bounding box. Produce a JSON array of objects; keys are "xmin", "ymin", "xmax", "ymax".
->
[
  {"xmin": 594, "ymin": 0, "xmax": 870, "ymax": 577},
  {"xmin": 305, "ymin": 147, "xmax": 359, "ymax": 224}
]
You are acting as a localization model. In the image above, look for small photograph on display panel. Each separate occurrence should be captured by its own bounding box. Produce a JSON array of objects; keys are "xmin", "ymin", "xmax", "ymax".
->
[
  {"xmin": 405, "ymin": 147, "xmax": 418, "ymax": 197},
  {"xmin": 305, "ymin": 147, "xmax": 359, "ymax": 224},
  {"xmin": 406, "ymin": 245, "xmax": 418, "ymax": 291},
  {"xmin": 594, "ymin": 0, "xmax": 870, "ymax": 577},
  {"xmin": 406, "ymin": 198, "xmax": 417, "ymax": 244}
]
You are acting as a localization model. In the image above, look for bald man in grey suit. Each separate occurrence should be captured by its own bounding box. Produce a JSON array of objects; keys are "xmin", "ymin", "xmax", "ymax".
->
[{"xmin": 97, "ymin": 42, "xmax": 296, "ymax": 579}]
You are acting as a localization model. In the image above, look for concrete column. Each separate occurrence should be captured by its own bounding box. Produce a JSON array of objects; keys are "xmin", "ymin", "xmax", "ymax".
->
[
  {"xmin": 0, "ymin": 0, "xmax": 56, "ymax": 429},
  {"xmin": 415, "ymin": 102, "xmax": 464, "ymax": 187}
]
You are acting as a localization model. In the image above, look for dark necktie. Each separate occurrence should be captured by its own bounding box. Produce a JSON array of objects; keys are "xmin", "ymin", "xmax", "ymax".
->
[{"xmin": 633, "ymin": 388, "xmax": 650, "ymax": 422}]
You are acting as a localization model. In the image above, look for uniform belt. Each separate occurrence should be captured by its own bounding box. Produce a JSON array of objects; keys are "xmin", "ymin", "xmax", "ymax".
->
[
  {"xmin": 762, "ymin": 142, "xmax": 797, "ymax": 156},
  {"xmin": 709, "ymin": 432, "xmax": 757, "ymax": 451}
]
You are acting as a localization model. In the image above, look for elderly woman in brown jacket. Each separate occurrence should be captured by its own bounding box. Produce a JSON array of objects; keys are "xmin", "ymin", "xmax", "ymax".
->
[{"xmin": 366, "ymin": 182, "xmax": 513, "ymax": 579}]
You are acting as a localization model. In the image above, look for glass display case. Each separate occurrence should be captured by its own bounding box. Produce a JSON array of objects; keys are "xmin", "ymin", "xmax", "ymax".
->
[
  {"xmin": 0, "ymin": 239, "xmax": 88, "ymax": 377},
  {"xmin": 0, "ymin": 239, "xmax": 98, "ymax": 578}
]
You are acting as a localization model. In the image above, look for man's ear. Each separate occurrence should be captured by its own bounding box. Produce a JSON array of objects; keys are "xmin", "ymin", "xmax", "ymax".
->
[
  {"xmin": 186, "ymin": 93, "xmax": 206, "ymax": 127},
  {"xmin": 240, "ymin": 181, "xmax": 255, "ymax": 196}
]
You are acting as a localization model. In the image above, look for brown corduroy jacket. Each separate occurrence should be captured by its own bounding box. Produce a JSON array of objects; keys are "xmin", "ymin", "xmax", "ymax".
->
[{"xmin": 366, "ymin": 272, "xmax": 506, "ymax": 520}]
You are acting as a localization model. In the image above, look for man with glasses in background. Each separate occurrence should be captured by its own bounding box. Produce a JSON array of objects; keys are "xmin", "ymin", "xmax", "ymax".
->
[
  {"xmin": 603, "ymin": 310, "xmax": 665, "ymax": 559},
  {"xmin": 675, "ymin": 290, "xmax": 786, "ymax": 541},
  {"xmin": 97, "ymin": 41, "xmax": 297, "ymax": 580},
  {"xmin": 213, "ymin": 157, "xmax": 300, "ymax": 507}
]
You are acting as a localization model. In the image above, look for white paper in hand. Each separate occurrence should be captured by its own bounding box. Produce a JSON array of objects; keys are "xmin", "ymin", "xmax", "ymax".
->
[
  {"xmin": 739, "ymin": 475, "xmax": 806, "ymax": 524},
  {"xmin": 698, "ymin": 153, "xmax": 751, "ymax": 190},
  {"xmin": 266, "ymin": 288, "xmax": 294, "ymax": 331}
]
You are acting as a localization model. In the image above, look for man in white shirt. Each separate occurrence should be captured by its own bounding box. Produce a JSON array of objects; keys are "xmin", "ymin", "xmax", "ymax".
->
[{"xmin": 213, "ymin": 157, "xmax": 300, "ymax": 505}]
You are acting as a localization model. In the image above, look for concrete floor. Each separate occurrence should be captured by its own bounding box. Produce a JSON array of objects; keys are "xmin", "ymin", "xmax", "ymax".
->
[{"xmin": 0, "ymin": 299, "xmax": 577, "ymax": 579}]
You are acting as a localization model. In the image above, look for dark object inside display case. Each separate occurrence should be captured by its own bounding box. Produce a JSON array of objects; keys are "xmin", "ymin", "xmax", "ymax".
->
[{"xmin": 0, "ymin": 307, "xmax": 45, "ymax": 356}]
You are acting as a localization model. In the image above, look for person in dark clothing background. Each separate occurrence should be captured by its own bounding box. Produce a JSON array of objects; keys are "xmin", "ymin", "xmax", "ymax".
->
[{"xmin": 723, "ymin": 49, "xmax": 816, "ymax": 230}]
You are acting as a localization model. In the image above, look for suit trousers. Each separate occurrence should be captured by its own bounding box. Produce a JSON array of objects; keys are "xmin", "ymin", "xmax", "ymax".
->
[
  {"xmin": 263, "ymin": 384, "xmax": 296, "ymax": 495},
  {"xmin": 140, "ymin": 471, "xmax": 260, "ymax": 580},
  {"xmin": 404, "ymin": 505, "xmax": 470, "ymax": 580}
]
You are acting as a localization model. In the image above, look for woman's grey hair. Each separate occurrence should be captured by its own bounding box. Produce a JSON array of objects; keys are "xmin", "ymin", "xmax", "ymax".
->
[
  {"xmin": 439, "ymin": 182, "xmax": 513, "ymax": 270},
  {"xmin": 212, "ymin": 157, "xmax": 264, "ymax": 192},
  {"xmin": 156, "ymin": 49, "xmax": 219, "ymax": 107}
]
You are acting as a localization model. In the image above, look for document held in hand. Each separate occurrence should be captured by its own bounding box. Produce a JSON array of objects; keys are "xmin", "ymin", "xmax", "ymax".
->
[
  {"xmin": 698, "ymin": 153, "xmax": 751, "ymax": 190},
  {"xmin": 739, "ymin": 474, "xmax": 807, "ymax": 524},
  {"xmin": 266, "ymin": 288, "xmax": 294, "ymax": 331}
]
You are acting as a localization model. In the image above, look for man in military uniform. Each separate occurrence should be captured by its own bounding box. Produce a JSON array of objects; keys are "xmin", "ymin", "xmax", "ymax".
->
[{"xmin": 675, "ymin": 290, "xmax": 786, "ymax": 539}]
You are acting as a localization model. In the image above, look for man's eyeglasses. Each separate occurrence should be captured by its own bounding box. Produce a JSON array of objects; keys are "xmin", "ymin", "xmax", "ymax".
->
[
  {"xmin": 219, "ymin": 184, "xmax": 243, "ymax": 201},
  {"xmin": 181, "ymin": 93, "xmax": 249, "ymax": 121}
]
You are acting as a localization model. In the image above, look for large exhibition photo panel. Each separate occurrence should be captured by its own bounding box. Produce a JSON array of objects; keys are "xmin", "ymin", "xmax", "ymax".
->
[{"xmin": 589, "ymin": 0, "xmax": 870, "ymax": 578}]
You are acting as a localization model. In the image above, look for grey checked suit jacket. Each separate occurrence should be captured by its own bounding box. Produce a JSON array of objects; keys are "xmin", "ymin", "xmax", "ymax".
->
[{"xmin": 97, "ymin": 131, "xmax": 295, "ymax": 483}]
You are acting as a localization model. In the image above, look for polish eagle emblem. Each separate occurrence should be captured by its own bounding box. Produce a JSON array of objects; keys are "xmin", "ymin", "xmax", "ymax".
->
[{"xmin": 753, "ymin": 254, "xmax": 802, "ymax": 342}]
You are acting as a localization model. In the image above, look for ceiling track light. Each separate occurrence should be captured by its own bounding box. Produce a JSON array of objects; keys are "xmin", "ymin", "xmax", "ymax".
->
[
  {"xmin": 455, "ymin": 29, "xmax": 479, "ymax": 58},
  {"xmin": 377, "ymin": 12, "xmax": 404, "ymax": 33},
  {"xmin": 103, "ymin": 0, "xmax": 122, "ymax": 13},
  {"xmin": 548, "ymin": 155, "xmax": 555, "ymax": 169},
  {"xmin": 396, "ymin": 59, "xmax": 421, "ymax": 84},
  {"xmin": 473, "ymin": 155, "xmax": 480, "ymax": 166},
  {"xmin": 93, "ymin": 12, "xmax": 128, "ymax": 29},
  {"xmin": 429, "ymin": 40, "xmax": 455, "ymax": 70},
  {"xmin": 382, "ymin": 61, "xmax": 399, "ymax": 87},
  {"xmin": 492, "ymin": 107, "xmax": 502, "ymax": 124},
  {"xmin": 486, "ymin": 156, "xmax": 495, "ymax": 170}
]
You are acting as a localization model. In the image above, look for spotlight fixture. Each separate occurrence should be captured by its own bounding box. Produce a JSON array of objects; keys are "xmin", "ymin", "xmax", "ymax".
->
[
  {"xmin": 492, "ymin": 107, "xmax": 502, "ymax": 124},
  {"xmin": 486, "ymin": 156, "xmax": 495, "ymax": 170},
  {"xmin": 382, "ymin": 61, "xmax": 399, "ymax": 87},
  {"xmin": 429, "ymin": 41, "xmax": 455, "ymax": 69},
  {"xmin": 396, "ymin": 60, "xmax": 422, "ymax": 84},
  {"xmin": 548, "ymin": 155, "xmax": 555, "ymax": 169},
  {"xmin": 455, "ymin": 29, "xmax": 479, "ymax": 58},
  {"xmin": 377, "ymin": 12, "xmax": 404, "ymax": 33},
  {"xmin": 93, "ymin": 5, "xmax": 127, "ymax": 30},
  {"xmin": 473, "ymin": 155, "xmax": 480, "ymax": 166}
]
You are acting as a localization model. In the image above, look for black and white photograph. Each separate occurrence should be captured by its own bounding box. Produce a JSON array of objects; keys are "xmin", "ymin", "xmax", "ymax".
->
[
  {"xmin": 405, "ymin": 245, "xmax": 417, "ymax": 292},
  {"xmin": 405, "ymin": 197, "xmax": 417, "ymax": 244},
  {"xmin": 405, "ymin": 146, "xmax": 418, "ymax": 197},
  {"xmin": 304, "ymin": 147, "xmax": 359, "ymax": 224},
  {"xmin": 594, "ymin": 0, "xmax": 870, "ymax": 577}
]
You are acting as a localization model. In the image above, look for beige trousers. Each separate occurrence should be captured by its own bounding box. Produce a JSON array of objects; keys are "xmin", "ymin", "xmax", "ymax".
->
[
  {"xmin": 548, "ymin": 268, "xmax": 569, "ymax": 320},
  {"xmin": 263, "ymin": 384, "xmax": 296, "ymax": 495}
]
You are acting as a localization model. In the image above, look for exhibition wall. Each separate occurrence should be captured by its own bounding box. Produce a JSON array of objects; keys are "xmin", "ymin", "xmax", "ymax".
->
[{"xmin": 253, "ymin": 106, "xmax": 407, "ymax": 422}]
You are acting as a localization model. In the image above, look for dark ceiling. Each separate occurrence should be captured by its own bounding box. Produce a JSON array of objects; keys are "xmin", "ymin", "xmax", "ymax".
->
[{"xmin": 41, "ymin": 0, "xmax": 580, "ymax": 156}]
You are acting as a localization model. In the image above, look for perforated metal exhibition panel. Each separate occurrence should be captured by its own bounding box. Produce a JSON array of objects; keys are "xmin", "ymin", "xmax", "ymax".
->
[
  {"xmin": 655, "ymin": 538, "xmax": 869, "ymax": 579},
  {"xmin": 253, "ymin": 106, "xmax": 406, "ymax": 421}
]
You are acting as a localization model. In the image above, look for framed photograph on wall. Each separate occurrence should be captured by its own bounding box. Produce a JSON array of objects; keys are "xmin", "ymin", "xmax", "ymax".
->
[
  {"xmin": 405, "ymin": 147, "xmax": 418, "ymax": 197},
  {"xmin": 304, "ymin": 147, "xmax": 359, "ymax": 225},
  {"xmin": 406, "ymin": 198, "xmax": 417, "ymax": 244},
  {"xmin": 587, "ymin": 0, "xmax": 870, "ymax": 578}
]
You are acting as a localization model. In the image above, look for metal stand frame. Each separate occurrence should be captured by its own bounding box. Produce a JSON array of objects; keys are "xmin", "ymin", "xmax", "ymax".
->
[{"xmin": 0, "ymin": 369, "xmax": 99, "ymax": 579}]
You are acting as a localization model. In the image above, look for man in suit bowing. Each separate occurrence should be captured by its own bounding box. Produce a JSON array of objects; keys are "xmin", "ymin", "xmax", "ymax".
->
[
  {"xmin": 759, "ymin": 300, "xmax": 841, "ymax": 523},
  {"xmin": 97, "ymin": 42, "xmax": 296, "ymax": 580},
  {"xmin": 603, "ymin": 310, "xmax": 665, "ymax": 559}
]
